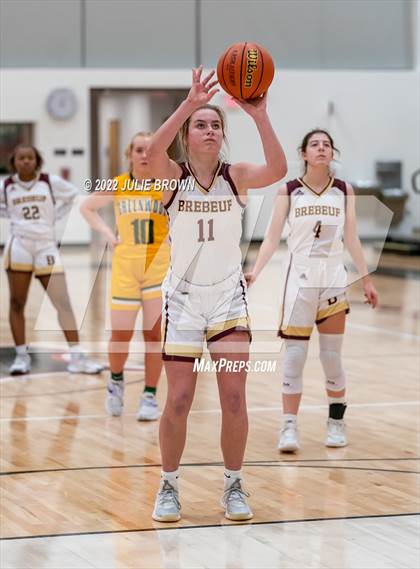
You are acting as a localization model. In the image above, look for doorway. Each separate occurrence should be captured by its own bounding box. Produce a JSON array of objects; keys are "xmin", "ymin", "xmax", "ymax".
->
[{"xmin": 90, "ymin": 89, "xmax": 188, "ymax": 181}]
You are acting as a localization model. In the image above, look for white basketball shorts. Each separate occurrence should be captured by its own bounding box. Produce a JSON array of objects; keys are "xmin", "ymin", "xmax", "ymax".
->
[
  {"xmin": 279, "ymin": 253, "xmax": 350, "ymax": 340},
  {"xmin": 162, "ymin": 268, "xmax": 251, "ymax": 361},
  {"xmin": 4, "ymin": 235, "xmax": 64, "ymax": 276}
]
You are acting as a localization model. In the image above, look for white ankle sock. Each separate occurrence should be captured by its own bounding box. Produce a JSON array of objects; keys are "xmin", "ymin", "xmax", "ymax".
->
[
  {"xmin": 328, "ymin": 396, "xmax": 346, "ymax": 405},
  {"xmin": 284, "ymin": 413, "xmax": 297, "ymax": 424},
  {"xmin": 161, "ymin": 469, "xmax": 179, "ymax": 490},
  {"xmin": 15, "ymin": 344, "xmax": 27, "ymax": 356},
  {"xmin": 224, "ymin": 468, "xmax": 241, "ymax": 489},
  {"xmin": 69, "ymin": 344, "xmax": 80, "ymax": 355}
]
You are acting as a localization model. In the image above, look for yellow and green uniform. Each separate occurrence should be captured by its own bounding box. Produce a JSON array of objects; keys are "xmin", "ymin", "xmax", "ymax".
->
[{"xmin": 111, "ymin": 173, "xmax": 170, "ymax": 310}]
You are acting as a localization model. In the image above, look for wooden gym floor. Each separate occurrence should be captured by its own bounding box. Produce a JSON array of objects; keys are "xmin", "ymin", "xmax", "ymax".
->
[{"xmin": 0, "ymin": 245, "xmax": 419, "ymax": 568}]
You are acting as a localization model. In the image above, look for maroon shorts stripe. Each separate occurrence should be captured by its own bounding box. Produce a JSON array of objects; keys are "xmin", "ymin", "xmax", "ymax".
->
[
  {"xmin": 207, "ymin": 326, "xmax": 251, "ymax": 344},
  {"xmin": 278, "ymin": 331, "xmax": 311, "ymax": 340},
  {"xmin": 315, "ymin": 307, "xmax": 350, "ymax": 325},
  {"xmin": 162, "ymin": 354, "xmax": 197, "ymax": 363}
]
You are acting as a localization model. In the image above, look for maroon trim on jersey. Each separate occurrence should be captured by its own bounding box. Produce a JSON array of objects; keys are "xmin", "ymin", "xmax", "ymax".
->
[
  {"xmin": 187, "ymin": 160, "xmax": 221, "ymax": 193},
  {"xmin": 286, "ymin": 179, "xmax": 304, "ymax": 195},
  {"xmin": 298, "ymin": 176, "xmax": 333, "ymax": 196},
  {"xmin": 39, "ymin": 173, "xmax": 55, "ymax": 205},
  {"xmin": 239, "ymin": 275, "xmax": 252, "ymax": 342},
  {"xmin": 161, "ymin": 290, "xmax": 198, "ymax": 362},
  {"xmin": 207, "ymin": 326, "xmax": 251, "ymax": 344},
  {"xmin": 4, "ymin": 235, "xmax": 13, "ymax": 270},
  {"xmin": 162, "ymin": 354, "xmax": 197, "ymax": 362},
  {"xmin": 278, "ymin": 254, "xmax": 293, "ymax": 333},
  {"xmin": 162, "ymin": 291, "xmax": 170, "ymax": 347},
  {"xmin": 333, "ymin": 178, "xmax": 347, "ymax": 195},
  {"xmin": 3, "ymin": 176, "xmax": 13, "ymax": 207},
  {"xmin": 208, "ymin": 276, "xmax": 252, "ymax": 344},
  {"xmin": 178, "ymin": 162, "xmax": 190, "ymax": 179},
  {"xmin": 164, "ymin": 163, "xmax": 189, "ymax": 211},
  {"xmin": 220, "ymin": 163, "xmax": 246, "ymax": 208},
  {"xmin": 315, "ymin": 307, "xmax": 350, "ymax": 325},
  {"xmin": 278, "ymin": 331, "xmax": 311, "ymax": 340}
]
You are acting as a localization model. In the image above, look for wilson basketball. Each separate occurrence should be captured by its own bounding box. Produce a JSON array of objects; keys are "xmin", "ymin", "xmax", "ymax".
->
[{"xmin": 217, "ymin": 42, "xmax": 274, "ymax": 100}]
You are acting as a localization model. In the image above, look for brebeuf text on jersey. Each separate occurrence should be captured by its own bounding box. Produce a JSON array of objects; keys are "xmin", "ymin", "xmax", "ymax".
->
[
  {"xmin": 12, "ymin": 195, "xmax": 47, "ymax": 205},
  {"xmin": 295, "ymin": 206, "xmax": 341, "ymax": 217},
  {"xmin": 178, "ymin": 199, "xmax": 233, "ymax": 213}
]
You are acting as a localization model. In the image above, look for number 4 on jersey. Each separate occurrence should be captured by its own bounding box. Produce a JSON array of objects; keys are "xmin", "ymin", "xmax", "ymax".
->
[{"xmin": 313, "ymin": 220, "xmax": 322, "ymax": 239}]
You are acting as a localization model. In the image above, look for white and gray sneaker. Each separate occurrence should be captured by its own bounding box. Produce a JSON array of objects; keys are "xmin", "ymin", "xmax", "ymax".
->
[
  {"xmin": 137, "ymin": 392, "xmax": 159, "ymax": 421},
  {"xmin": 278, "ymin": 421, "xmax": 299, "ymax": 453},
  {"xmin": 325, "ymin": 418, "xmax": 347, "ymax": 447},
  {"xmin": 9, "ymin": 353, "xmax": 31, "ymax": 376},
  {"xmin": 221, "ymin": 479, "xmax": 253, "ymax": 521},
  {"xmin": 152, "ymin": 480, "xmax": 181, "ymax": 522},
  {"xmin": 67, "ymin": 353, "xmax": 105, "ymax": 375},
  {"xmin": 105, "ymin": 380, "xmax": 124, "ymax": 416}
]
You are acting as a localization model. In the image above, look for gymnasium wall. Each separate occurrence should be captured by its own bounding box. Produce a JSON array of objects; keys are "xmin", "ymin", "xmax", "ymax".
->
[
  {"xmin": 0, "ymin": 0, "xmax": 418, "ymax": 244},
  {"xmin": 1, "ymin": 67, "xmax": 418, "ymax": 243},
  {"xmin": 1, "ymin": 1, "xmax": 413, "ymax": 69}
]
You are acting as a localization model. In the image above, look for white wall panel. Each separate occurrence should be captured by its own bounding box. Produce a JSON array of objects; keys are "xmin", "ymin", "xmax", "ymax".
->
[
  {"xmin": 1, "ymin": 68, "xmax": 418, "ymax": 243},
  {"xmin": 0, "ymin": 0, "xmax": 82, "ymax": 67}
]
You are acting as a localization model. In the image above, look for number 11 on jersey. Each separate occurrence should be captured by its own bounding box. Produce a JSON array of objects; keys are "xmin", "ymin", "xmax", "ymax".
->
[{"xmin": 197, "ymin": 218, "xmax": 215, "ymax": 242}]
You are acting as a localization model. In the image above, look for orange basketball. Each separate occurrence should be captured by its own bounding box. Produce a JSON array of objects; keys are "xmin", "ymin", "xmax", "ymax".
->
[{"xmin": 217, "ymin": 42, "xmax": 274, "ymax": 100}]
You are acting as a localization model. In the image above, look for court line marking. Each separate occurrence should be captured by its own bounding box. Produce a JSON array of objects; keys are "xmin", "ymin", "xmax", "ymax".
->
[
  {"xmin": 0, "ymin": 367, "xmax": 142, "ymax": 384},
  {"xmin": 192, "ymin": 401, "xmax": 420, "ymax": 414},
  {"xmin": 0, "ymin": 319, "xmax": 418, "ymax": 383},
  {"xmin": 2, "ymin": 348, "xmax": 418, "ymax": 385},
  {"xmin": 1, "ymin": 461, "xmax": 417, "ymax": 477},
  {"xmin": 2, "ymin": 456, "xmax": 418, "ymax": 476},
  {"xmin": 0, "ymin": 379, "xmax": 143, "ymax": 398},
  {"xmin": 347, "ymin": 322, "xmax": 420, "ymax": 341},
  {"xmin": 0, "ymin": 371, "xmax": 70, "ymax": 383},
  {"xmin": 250, "ymin": 300, "xmax": 420, "ymax": 340},
  {"xmin": 245, "ymin": 457, "xmax": 420, "ymax": 463},
  {"xmin": 1, "ymin": 512, "xmax": 417, "ymax": 541},
  {"xmin": 1, "ymin": 400, "xmax": 418, "ymax": 423}
]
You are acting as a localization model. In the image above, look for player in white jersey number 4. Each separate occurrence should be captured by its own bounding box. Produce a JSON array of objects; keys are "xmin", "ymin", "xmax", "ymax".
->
[
  {"xmin": 148, "ymin": 66, "xmax": 287, "ymax": 522},
  {"xmin": 246, "ymin": 129, "xmax": 378, "ymax": 452},
  {"xmin": 1, "ymin": 145, "xmax": 104, "ymax": 376}
]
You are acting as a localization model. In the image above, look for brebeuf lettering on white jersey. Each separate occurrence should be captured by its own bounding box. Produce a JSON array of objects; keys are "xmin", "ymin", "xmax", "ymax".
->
[
  {"xmin": 295, "ymin": 205, "xmax": 340, "ymax": 217},
  {"xmin": 178, "ymin": 199, "xmax": 233, "ymax": 213},
  {"xmin": 4, "ymin": 174, "xmax": 79, "ymax": 241},
  {"xmin": 12, "ymin": 195, "xmax": 47, "ymax": 205},
  {"xmin": 287, "ymin": 182, "xmax": 346, "ymax": 257},
  {"xmin": 166, "ymin": 163, "xmax": 243, "ymax": 284}
]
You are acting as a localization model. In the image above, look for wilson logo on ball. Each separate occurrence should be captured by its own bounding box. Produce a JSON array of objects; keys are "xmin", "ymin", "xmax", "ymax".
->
[
  {"xmin": 217, "ymin": 42, "xmax": 274, "ymax": 100},
  {"xmin": 244, "ymin": 49, "xmax": 259, "ymax": 88}
]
